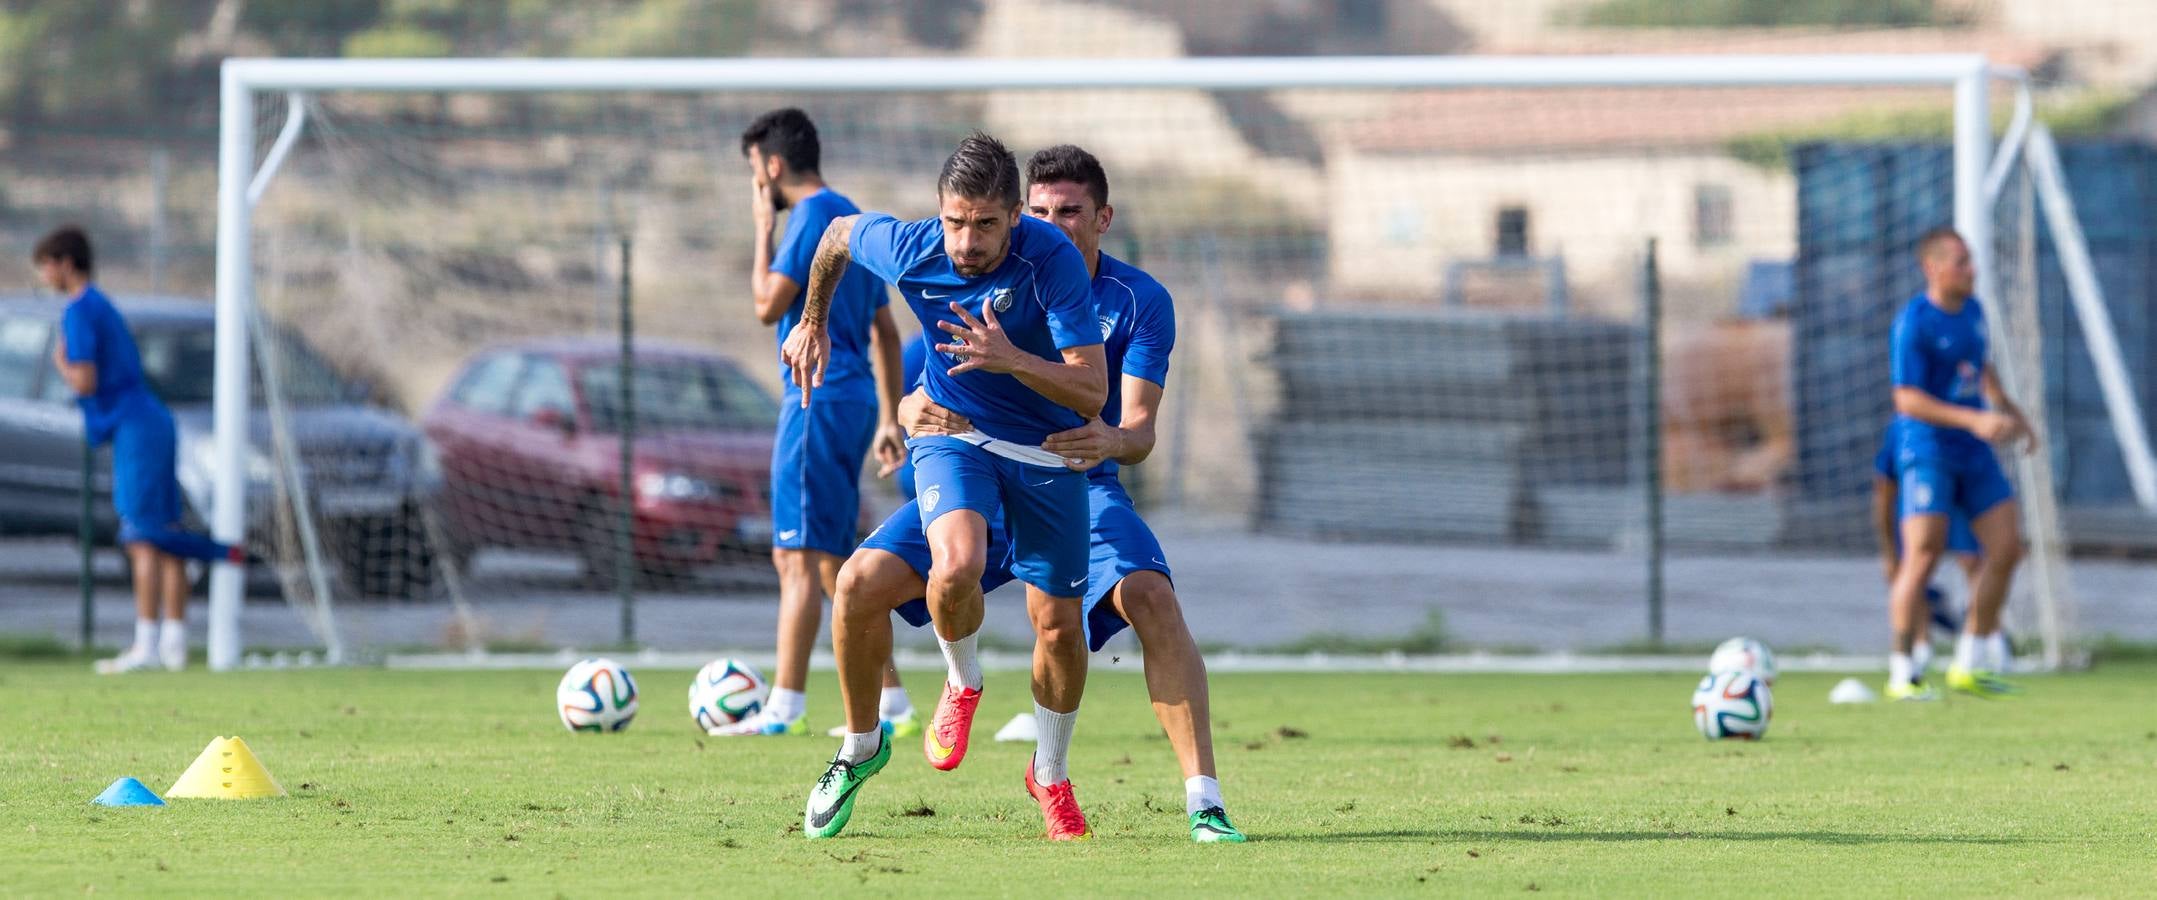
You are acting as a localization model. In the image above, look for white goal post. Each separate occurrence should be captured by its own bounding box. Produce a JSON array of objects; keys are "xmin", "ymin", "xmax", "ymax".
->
[{"xmin": 209, "ymin": 53, "xmax": 2154, "ymax": 671}]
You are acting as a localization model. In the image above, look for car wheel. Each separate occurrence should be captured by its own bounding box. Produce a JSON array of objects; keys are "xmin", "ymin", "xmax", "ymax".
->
[
  {"xmin": 577, "ymin": 499, "xmax": 635, "ymax": 589},
  {"xmin": 335, "ymin": 508, "xmax": 439, "ymax": 602}
]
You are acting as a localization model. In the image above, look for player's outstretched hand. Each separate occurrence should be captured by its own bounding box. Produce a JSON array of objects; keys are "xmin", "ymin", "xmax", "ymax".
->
[
  {"xmin": 872, "ymin": 422, "xmax": 909, "ymax": 478},
  {"xmin": 898, "ymin": 387, "xmax": 972, "ymax": 437},
  {"xmin": 1043, "ymin": 417, "xmax": 1121, "ymax": 471},
  {"xmin": 939, "ymin": 301, "xmax": 1026, "ymax": 375},
  {"xmin": 780, "ymin": 320, "xmax": 829, "ymax": 408},
  {"xmin": 1974, "ymin": 411, "xmax": 2035, "ymax": 453}
]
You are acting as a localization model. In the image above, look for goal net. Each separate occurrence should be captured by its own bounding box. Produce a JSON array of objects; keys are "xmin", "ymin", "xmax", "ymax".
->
[{"xmin": 211, "ymin": 56, "xmax": 2096, "ymax": 670}]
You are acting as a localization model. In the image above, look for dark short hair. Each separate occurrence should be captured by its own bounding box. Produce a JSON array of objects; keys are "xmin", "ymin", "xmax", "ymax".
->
[
  {"xmin": 938, "ymin": 131, "xmax": 1020, "ymax": 208},
  {"xmin": 32, "ymin": 226, "xmax": 93, "ymax": 275},
  {"xmin": 1916, "ymin": 226, "xmax": 1965, "ymax": 259},
  {"xmin": 739, "ymin": 107, "xmax": 821, "ymax": 175},
  {"xmin": 1025, "ymin": 144, "xmax": 1108, "ymax": 209}
]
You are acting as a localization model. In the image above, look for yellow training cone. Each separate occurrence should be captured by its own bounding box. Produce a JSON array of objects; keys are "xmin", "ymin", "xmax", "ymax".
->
[{"xmin": 165, "ymin": 736, "xmax": 285, "ymax": 799}]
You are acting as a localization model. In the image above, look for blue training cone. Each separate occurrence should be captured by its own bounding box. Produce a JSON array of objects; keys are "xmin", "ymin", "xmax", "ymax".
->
[{"xmin": 92, "ymin": 776, "xmax": 167, "ymax": 807}]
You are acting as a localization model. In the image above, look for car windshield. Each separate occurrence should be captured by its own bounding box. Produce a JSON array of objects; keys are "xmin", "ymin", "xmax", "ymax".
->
[
  {"xmin": 580, "ymin": 359, "xmax": 777, "ymax": 433},
  {"xmin": 136, "ymin": 322, "xmax": 359, "ymax": 407}
]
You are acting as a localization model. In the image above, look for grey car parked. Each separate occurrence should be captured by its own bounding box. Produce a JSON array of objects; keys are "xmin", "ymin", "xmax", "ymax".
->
[{"xmin": 0, "ymin": 296, "xmax": 444, "ymax": 598}]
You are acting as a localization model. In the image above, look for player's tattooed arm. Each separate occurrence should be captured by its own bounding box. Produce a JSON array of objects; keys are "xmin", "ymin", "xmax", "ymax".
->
[{"xmin": 779, "ymin": 215, "xmax": 858, "ymax": 407}]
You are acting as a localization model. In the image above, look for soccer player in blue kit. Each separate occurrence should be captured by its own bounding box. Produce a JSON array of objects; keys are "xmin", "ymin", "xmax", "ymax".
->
[
  {"xmin": 808, "ymin": 145, "xmax": 1242, "ymax": 843},
  {"xmin": 1884, "ymin": 228, "xmax": 2034, "ymax": 700},
  {"xmin": 35, "ymin": 227, "xmax": 243, "ymax": 674},
  {"xmin": 784, "ymin": 134, "xmax": 1108, "ymax": 840},
  {"xmin": 718, "ymin": 108, "xmax": 917, "ymax": 737},
  {"xmin": 1871, "ymin": 418, "xmax": 1983, "ymax": 698}
]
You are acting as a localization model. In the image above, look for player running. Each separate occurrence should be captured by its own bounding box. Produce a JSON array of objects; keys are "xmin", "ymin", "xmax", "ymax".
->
[
  {"xmin": 812, "ymin": 145, "xmax": 1243, "ymax": 843},
  {"xmin": 36, "ymin": 226, "xmax": 245, "ymax": 673},
  {"xmin": 1871, "ymin": 418, "xmax": 1983, "ymax": 700},
  {"xmin": 719, "ymin": 108, "xmax": 916, "ymax": 737},
  {"xmin": 1885, "ymin": 228, "xmax": 2034, "ymax": 700},
  {"xmin": 786, "ymin": 133, "xmax": 1108, "ymax": 840}
]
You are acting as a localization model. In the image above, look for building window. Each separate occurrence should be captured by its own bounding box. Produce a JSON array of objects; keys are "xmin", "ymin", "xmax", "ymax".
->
[
  {"xmin": 1495, "ymin": 206, "xmax": 1529, "ymax": 258},
  {"xmin": 1695, "ymin": 184, "xmax": 1734, "ymax": 247}
]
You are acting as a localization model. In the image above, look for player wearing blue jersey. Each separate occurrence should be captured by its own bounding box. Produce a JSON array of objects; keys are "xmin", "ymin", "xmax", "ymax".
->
[
  {"xmin": 1870, "ymin": 419, "xmax": 1981, "ymax": 693},
  {"xmin": 1884, "ymin": 228, "xmax": 2034, "ymax": 700},
  {"xmin": 36, "ymin": 227, "xmax": 244, "ymax": 674},
  {"xmin": 790, "ymin": 134, "xmax": 1108, "ymax": 841},
  {"xmin": 821, "ymin": 146, "xmax": 1242, "ymax": 843},
  {"xmin": 718, "ymin": 109, "xmax": 916, "ymax": 737}
]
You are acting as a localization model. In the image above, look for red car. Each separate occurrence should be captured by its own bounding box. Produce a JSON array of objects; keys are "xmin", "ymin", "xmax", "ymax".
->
[{"xmin": 423, "ymin": 338, "xmax": 780, "ymax": 582}]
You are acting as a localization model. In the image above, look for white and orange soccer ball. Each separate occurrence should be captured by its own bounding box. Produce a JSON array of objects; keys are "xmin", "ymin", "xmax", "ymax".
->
[
  {"xmin": 1692, "ymin": 669, "xmax": 1772, "ymax": 741},
  {"xmin": 689, "ymin": 658, "xmax": 768, "ymax": 732},
  {"xmin": 557, "ymin": 657, "xmax": 639, "ymax": 733}
]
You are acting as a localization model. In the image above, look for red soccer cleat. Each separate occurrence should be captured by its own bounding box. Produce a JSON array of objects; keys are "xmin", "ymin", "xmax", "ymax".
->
[
  {"xmin": 1024, "ymin": 758, "xmax": 1092, "ymax": 841},
  {"xmin": 924, "ymin": 682, "xmax": 981, "ymax": 771}
]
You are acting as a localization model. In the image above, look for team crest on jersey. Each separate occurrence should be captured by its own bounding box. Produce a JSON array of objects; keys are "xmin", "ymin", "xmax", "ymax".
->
[
  {"xmin": 1098, "ymin": 314, "xmax": 1117, "ymax": 340},
  {"xmin": 988, "ymin": 287, "xmax": 1014, "ymax": 313}
]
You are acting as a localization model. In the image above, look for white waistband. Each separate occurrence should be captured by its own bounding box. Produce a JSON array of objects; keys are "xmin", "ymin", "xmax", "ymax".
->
[{"xmin": 951, "ymin": 430, "xmax": 1071, "ymax": 469}]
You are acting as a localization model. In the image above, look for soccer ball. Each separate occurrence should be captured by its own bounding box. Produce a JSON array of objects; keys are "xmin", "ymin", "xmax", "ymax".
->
[
  {"xmin": 558, "ymin": 657, "xmax": 638, "ymax": 732},
  {"xmin": 1691, "ymin": 670, "xmax": 1772, "ymax": 741},
  {"xmin": 1708, "ymin": 636, "xmax": 1778, "ymax": 684},
  {"xmin": 689, "ymin": 658, "xmax": 768, "ymax": 731}
]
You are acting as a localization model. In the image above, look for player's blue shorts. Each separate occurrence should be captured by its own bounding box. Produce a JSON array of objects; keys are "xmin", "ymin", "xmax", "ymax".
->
[
  {"xmin": 772, "ymin": 398, "xmax": 876, "ymax": 557},
  {"xmin": 881, "ymin": 478, "xmax": 1170, "ymax": 652},
  {"xmin": 906, "ymin": 435, "xmax": 1089, "ymax": 597},
  {"xmin": 894, "ymin": 447, "xmax": 917, "ymax": 502},
  {"xmin": 111, "ymin": 401, "xmax": 183, "ymax": 539},
  {"xmin": 1900, "ymin": 449, "xmax": 2013, "ymax": 545},
  {"xmin": 108, "ymin": 398, "xmax": 233, "ymax": 562}
]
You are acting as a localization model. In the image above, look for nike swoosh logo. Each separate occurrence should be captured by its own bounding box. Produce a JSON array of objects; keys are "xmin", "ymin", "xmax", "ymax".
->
[
  {"xmin": 806, "ymin": 777, "xmax": 867, "ymax": 829},
  {"xmin": 928, "ymin": 737, "xmax": 957, "ymax": 761},
  {"xmin": 1150, "ymin": 558, "xmax": 1166, "ymax": 567},
  {"xmin": 922, "ymin": 290, "xmax": 950, "ymax": 299},
  {"xmin": 1068, "ymin": 577, "xmax": 1085, "ymax": 588},
  {"xmin": 777, "ymin": 529, "xmax": 799, "ymax": 541}
]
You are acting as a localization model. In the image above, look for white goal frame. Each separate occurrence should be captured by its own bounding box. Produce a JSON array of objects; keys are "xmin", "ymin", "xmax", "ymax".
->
[{"xmin": 211, "ymin": 54, "xmax": 2153, "ymax": 671}]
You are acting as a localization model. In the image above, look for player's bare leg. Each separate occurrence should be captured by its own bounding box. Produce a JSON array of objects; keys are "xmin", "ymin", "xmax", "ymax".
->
[
  {"xmin": 922, "ymin": 509, "xmax": 990, "ymax": 770},
  {"xmin": 98, "ymin": 543, "xmax": 165, "ymax": 674},
  {"xmin": 157, "ymin": 552, "xmax": 189, "ymax": 670},
  {"xmin": 832, "ymin": 550, "xmax": 923, "ymax": 737},
  {"xmin": 714, "ymin": 546, "xmax": 833, "ymax": 734},
  {"xmin": 1951, "ymin": 501, "xmax": 2024, "ymax": 696},
  {"xmin": 1110, "ymin": 571, "xmax": 1242, "ymax": 842},
  {"xmin": 1025, "ymin": 583, "xmax": 1092, "ymax": 839},
  {"xmin": 1886, "ymin": 514, "xmax": 1948, "ymax": 700}
]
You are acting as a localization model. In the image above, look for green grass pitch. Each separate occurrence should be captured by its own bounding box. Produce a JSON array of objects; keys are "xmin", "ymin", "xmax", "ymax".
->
[{"xmin": 6, "ymin": 661, "xmax": 2153, "ymax": 896}]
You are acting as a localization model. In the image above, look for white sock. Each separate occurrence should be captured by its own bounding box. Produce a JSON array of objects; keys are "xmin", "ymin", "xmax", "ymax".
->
[
  {"xmin": 938, "ymin": 633, "xmax": 983, "ymax": 690},
  {"xmin": 1954, "ymin": 632, "xmax": 1981, "ymax": 670},
  {"xmin": 764, "ymin": 687, "xmax": 805, "ymax": 723},
  {"xmin": 159, "ymin": 619, "xmax": 186, "ymax": 649},
  {"xmin": 131, "ymin": 618, "xmax": 156, "ymax": 654},
  {"xmin": 1910, "ymin": 641, "xmax": 1933, "ymax": 676},
  {"xmin": 840, "ymin": 729, "xmax": 881, "ymax": 765},
  {"xmin": 1185, "ymin": 775, "xmax": 1224, "ymax": 815},
  {"xmin": 1985, "ymin": 632, "xmax": 2012, "ymax": 672},
  {"xmin": 1032, "ymin": 702, "xmax": 1078, "ymax": 785},
  {"xmin": 1889, "ymin": 652, "xmax": 1914, "ymax": 687},
  {"xmin": 879, "ymin": 686, "xmax": 914, "ymax": 720}
]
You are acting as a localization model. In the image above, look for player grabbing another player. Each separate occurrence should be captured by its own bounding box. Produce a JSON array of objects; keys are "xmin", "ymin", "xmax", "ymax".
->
[
  {"xmin": 36, "ymin": 226, "xmax": 245, "ymax": 673},
  {"xmin": 1884, "ymin": 227, "xmax": 2033, "ymax": 700},
  {"xmin": 720, "ymin": 108, "xmax": 916, "ymax": 737},
  {"xmin": 1871, "ymin": 418, "xmax": 1982, "ymax": 699},
  {"xmin": 786, "ymin": 133, "xmax": 1107, "ymax": 840},
  {"xmin": 819, "ymin": 145, "xmax": 1243, "ymax": 842}
]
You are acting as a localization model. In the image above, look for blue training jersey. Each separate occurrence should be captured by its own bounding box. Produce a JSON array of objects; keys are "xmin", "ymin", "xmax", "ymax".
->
[
  {"xmin": 848, "ymin": 212, "xmax": 1100, "ymax": 445},
  {"xmin": 1088, "ymin": 252, "xmax": 1175, "ymax": 484},
  {"xmin": 1889, "ymin": 293, "xmax": 1991, "ymax": 465},
  {"xmin": 59, "ymin": 284, "xmax": 158, "ymax": 442},
  {"xmin": 771, "ymin": 187, "xmax": 887, "ymax": 405}
]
